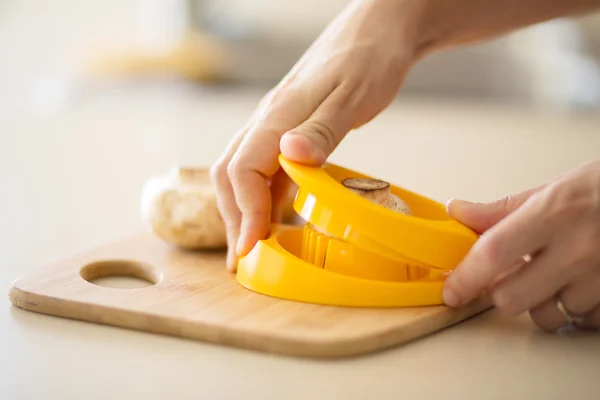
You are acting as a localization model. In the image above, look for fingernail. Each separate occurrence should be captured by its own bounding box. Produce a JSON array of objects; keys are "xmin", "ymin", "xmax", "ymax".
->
[
  {"xmin": 282, "ymin": 132, "xmax": 326, "ymax": 164},
  {"xmin": 445, "ymin": 199, "xmax": 454, "ymax": 215},
  {"xmin": 446, "ymin": 199, "xmax": 476, "ymax": 219},
  {"xmin": 443, "ymin": 286, "xmax": 461, "ymax": 307},
  {"xmin": 447, "ymin": 198, "xmax": 470, "ymax": 210}
]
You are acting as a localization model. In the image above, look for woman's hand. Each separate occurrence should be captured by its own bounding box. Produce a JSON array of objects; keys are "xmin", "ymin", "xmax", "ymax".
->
[
  {"xmin": 444, "ymin": 159, "xmax": 600, "ymax": 331},
  {"xmin": 210, "ymin": 0, "xmax": 428, "ymax": 270}
]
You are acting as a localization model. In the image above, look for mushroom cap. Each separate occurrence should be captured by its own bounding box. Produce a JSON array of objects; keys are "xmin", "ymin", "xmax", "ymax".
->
[{"xmin": 141, "ymin": 167, "xmax": 227, "ymax": 249}]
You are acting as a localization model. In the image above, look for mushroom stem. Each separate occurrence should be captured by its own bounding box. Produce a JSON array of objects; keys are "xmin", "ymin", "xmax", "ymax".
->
[
  {"xmin": 388, "ymin": 193, "xmax": 413, "ymax": 215},
  {"xmin": 341, "ymin": 178, "xmax": 391, "ymax": 207},
  {"xmin": 341, "ymin": 177, "xmax": 412, "ymax": 215}
]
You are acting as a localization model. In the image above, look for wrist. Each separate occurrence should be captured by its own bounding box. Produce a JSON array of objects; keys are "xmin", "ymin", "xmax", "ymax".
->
[
  {"xmin": 365, "ymin": 0, "xmax": 437, "ymax": 61},
  {"xmin": 400, "ymin": 0, "xmax": 600, "ymax": 58}
]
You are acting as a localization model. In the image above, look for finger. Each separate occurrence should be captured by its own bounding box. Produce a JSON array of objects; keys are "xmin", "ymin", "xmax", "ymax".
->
[
  {"xmin": 270, "ymin": 168, "xmax": 296, "ymax": 224},
  {"xmin": 447, "ymin": 184, "xmax": 546, "ymax": 234},
  {"xmin": 488, "ymin": 253, "xmax": 535, "ymax": 287},
  {"xmin": 489, "ymin": 237, "xmax": 596, "ymax": 315},
  {"xmin": 230, "ymin": 85, "xmax": 332, "ymax": 257},
  {"xmin": 210, "ymin": 91, "xmax": 279, "ymax": 271},
  {"xmin": 211, "ymin": 127, "xmax": 251, "ymax": 271},
  {"xmin": 528, "ymin": 270, "xmax": 600, "ymax": 331},
  {"xmin": 280, "ymin": 83, "xmax": 357, "ymax": 165},
  {"xmin": 443, "ymin": 192, "xmax": 551, "ymax": 307}
]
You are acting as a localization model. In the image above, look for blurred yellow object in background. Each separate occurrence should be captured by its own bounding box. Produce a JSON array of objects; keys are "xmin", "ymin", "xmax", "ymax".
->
[{"xmin": 86, "ymin": 29, "xmax": 229, "ymax": 82}]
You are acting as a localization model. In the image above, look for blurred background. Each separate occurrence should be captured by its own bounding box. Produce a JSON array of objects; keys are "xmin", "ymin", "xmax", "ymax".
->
[{"xmin": 2, "ymin": 0, "xmax": 600, "ymax": 114}]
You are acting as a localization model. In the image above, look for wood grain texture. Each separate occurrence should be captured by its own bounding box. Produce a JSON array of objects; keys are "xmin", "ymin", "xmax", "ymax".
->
[{"xmin": 9, "ymin": 233, "xmax": 491, "ymax": 358}]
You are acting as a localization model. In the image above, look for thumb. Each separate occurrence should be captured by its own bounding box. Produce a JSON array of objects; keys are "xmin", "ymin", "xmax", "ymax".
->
[
  {"xmin": 447, "ymin": 184, "xmax": 546, "ymax": 234},
  {"xmin": 280, "ymin": 89, "xmax": 352, "ymax": 165}
]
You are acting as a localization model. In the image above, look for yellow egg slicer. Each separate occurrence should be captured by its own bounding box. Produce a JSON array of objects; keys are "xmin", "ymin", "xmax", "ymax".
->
[{"xmin": 236, "ymin": 155, "xmax": 479, "ymax": 307}]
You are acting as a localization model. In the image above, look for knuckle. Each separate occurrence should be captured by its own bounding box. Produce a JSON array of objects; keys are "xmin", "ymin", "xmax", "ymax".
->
[
  {"xmin": 302, "ymin": 120, "xmax": 336, "ymax": 149},
  {"xmin": 258, "ymin": 85, "xmax": 286, "ymax": 109},
  {"xmin": 568, "ymin": 238, "xmax": 597, "ymax": 270},
  {"xmin": 264, "ymin": 84, "xmax": 301, "ymax": 112},
  {"xmin": 210, "ymin": 161, "xmax": 229, "ymax": 186},
  {"xmin": 226, "ymin": 159, "xmax": 241, "ymax": 182},
  {"xmin": 494, "ymin": 190, "xmax": 532, "ymax": 213},
  {"xmin": 271, "ymin": 84, "xmax": 296, "ymax": 101},
  {"xmin": 263, "ymin": 93, "xmax": 284, "ymax": 112},
  {"xmin": 260, "ymin": 87, "xmax": 278, "ymax": 104},
  {"xmin": 477, "ymin": 234, "xmax": 504, "ymax": 268},
  {"xmin": 339, "ymin": 72, "xmax": 363, "ymax": 92},
  {"xmin": 544, "ymin": 181, "xmax": 595, "ymax": 224},
  {"xmin": 492, "ymin": 195, "xmax": 512, "ymax": 212}
]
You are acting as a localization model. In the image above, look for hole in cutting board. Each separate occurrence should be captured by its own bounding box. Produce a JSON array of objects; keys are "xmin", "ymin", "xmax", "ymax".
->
[{"xmin": 80, "ymin": 260, "xmax": 159, "ymax": 289}]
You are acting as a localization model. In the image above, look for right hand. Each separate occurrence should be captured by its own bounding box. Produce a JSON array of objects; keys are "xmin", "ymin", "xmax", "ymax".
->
[{"xmin": 210, "ymin": 0, "xmax": 428, "ymax": 271}]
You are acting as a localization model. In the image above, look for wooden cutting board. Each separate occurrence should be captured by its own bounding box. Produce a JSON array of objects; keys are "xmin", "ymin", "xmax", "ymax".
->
[{"xmin": 9, "ymin": 233, "xmax": 491, "ymax": 358}]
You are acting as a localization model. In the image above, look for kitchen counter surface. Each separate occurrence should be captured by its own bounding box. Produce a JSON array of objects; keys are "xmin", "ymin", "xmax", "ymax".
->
[{"xmin": 2, "ymin": 77, "xmax": 600, "ymax": 398}]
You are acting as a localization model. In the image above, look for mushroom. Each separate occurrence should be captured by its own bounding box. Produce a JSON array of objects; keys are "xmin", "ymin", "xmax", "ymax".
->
[
  {"xmin": 387, "ymin": 193, "xmax": 412, "ymax": 215},
  {"xmin": 140, "ymin": 167, "xmax": 227, "ymax": 249},
  {"xmin": 141, "ymin": 166, "xmax": 299, "ymax": 250},
  {"xmin": 341, "ymin": 177, "xmax": 412, "ymax": 215}
]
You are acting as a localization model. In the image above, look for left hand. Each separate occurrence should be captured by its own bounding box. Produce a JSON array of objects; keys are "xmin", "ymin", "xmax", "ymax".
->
[{"xmin": 443, "ymin": 159, "xmax": 600, "ymax": 332}]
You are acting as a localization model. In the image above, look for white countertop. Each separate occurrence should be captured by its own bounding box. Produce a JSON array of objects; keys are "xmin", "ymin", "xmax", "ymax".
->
[{"xmin": 2, "ymin": 75, "xmax": 600, "ymax": 398}]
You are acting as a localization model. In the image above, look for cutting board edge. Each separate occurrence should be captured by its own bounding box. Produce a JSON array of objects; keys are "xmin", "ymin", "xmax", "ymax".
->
[{"xmin": 8, "ymin": 281, "xmax": 492, "ymax": 359}]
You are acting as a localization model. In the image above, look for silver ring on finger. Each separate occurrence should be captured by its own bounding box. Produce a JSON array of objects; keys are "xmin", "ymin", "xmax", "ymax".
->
[{"xmin": 555, "ymin": 293, "xmax": 585, "ymax": 327}]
